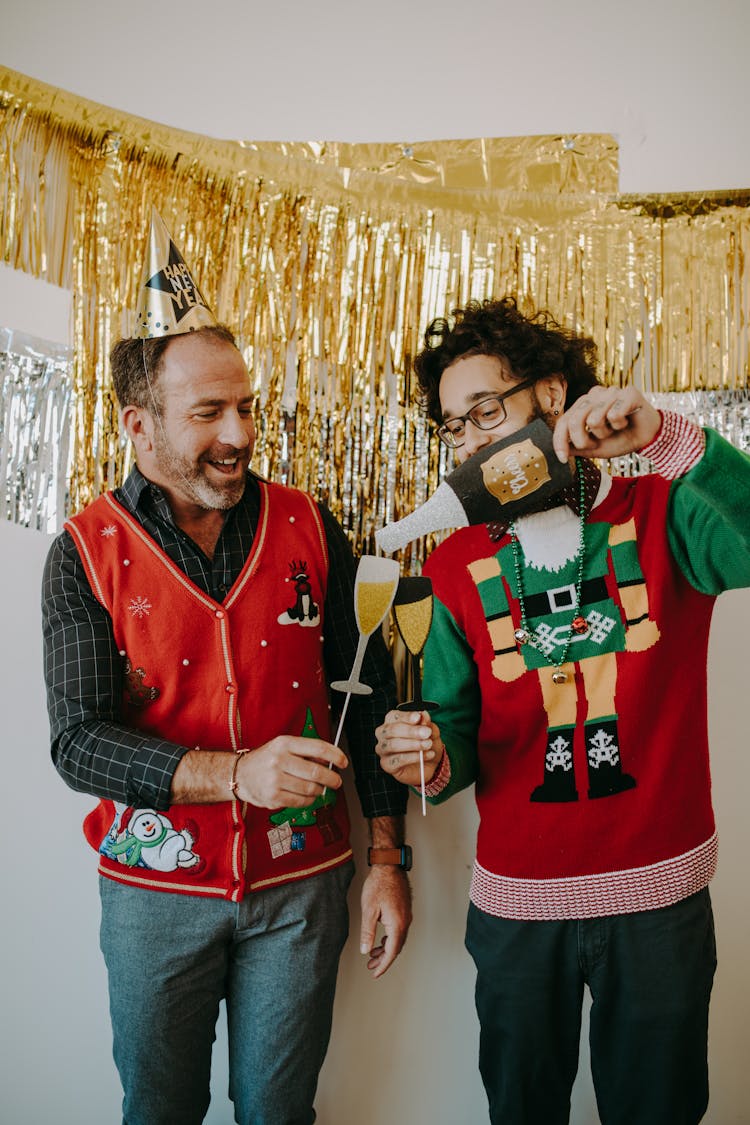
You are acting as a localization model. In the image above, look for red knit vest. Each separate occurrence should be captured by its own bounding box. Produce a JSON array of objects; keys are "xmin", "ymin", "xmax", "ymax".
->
[{"xmin": 66, "ymin": 481, "xmax": 351, "ymax": 902}]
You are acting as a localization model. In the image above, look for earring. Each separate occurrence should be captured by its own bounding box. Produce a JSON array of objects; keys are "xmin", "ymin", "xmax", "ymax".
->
[{"xmin": 553, "ymin": 408, "xmax": 560, "ymax": 416}]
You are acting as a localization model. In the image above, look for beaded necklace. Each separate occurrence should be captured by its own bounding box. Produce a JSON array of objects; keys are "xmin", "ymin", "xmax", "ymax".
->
[{"xmin": 509, "ymin": 460, "xmax": 589, "ymax": 685}]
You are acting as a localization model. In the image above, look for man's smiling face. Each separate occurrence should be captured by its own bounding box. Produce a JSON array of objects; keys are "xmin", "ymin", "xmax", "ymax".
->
[{"xmin": 146, "ymin": 333, "xmax": 255, "ymax": 512}]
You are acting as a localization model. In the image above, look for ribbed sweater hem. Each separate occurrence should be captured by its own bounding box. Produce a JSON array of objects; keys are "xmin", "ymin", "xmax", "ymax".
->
[{"xmin": 470, "ymin": 832, "xmax": 717, "ymax": 920}]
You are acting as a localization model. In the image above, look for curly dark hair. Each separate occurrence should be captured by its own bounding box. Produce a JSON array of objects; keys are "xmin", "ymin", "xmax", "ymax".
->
[
  {"xmin": 110, "ymin": 324, "xmax": 238, "ymax": 411},
  {"xmin": 413, "ymin": 297, "xmax": 601, "ymax": 424}
]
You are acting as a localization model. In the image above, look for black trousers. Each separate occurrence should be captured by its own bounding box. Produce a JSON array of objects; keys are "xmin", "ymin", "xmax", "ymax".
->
[{"xmin": 465, "ymin": 889, "xmax": 716, "ymax": 1125}]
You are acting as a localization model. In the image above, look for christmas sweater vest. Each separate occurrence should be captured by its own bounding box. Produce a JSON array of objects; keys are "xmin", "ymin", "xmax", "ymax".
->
[
  {"xmin": 66, "ymin": 481, "xmax": 351, "ymax": 902},
  {"xmin": 423, "ymin": 471, "xmax": 720, "ymax": 920}
]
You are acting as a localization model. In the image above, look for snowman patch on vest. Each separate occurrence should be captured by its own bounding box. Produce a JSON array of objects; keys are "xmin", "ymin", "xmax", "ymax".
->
[{"xmin": 100, "ymin": 802, "xmax": 203, "ymax": 872}]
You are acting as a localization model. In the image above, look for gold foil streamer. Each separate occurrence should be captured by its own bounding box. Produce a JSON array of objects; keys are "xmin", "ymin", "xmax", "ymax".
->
[{"xmin": 0, "ymin": 66, "xmax": 748, "ymax": 563}]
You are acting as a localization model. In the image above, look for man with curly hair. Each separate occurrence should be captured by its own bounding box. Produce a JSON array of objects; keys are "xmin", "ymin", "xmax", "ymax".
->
[{"xmin": 376, "ymin": 297, "xmax": 750, "ymax": 1124}]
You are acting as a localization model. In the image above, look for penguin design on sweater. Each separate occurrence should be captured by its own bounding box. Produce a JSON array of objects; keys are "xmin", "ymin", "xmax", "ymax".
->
[{"xmin": 277, "ymin": 560, "xmax": 321, "ymax": 627}]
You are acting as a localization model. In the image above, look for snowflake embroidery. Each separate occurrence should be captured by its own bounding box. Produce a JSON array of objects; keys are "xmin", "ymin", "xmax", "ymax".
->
[
  {"xmin": 528, "ymin": 622, "xmax": 557, "ymax": 657},
  {"xmin": 587, "ymin": 728, "xmax": 621, "ymax": 768},
  {"xmin": 531, "ymin": 610, "xmax": 618, "ymax": 655},
  {"xmin": 100, "ymin": 525, "xmax": 117, "ymax": 538},
  {"xmin": 129, "ymin": 596, "xmax": 152, "ymax": 619},
  {"xmin": 546, "ymin": 734, "xmax": 573, "ymax": 772},
  {"xmin": 585, "ymin": 610, "xmax": 618, "ymax": 645}
]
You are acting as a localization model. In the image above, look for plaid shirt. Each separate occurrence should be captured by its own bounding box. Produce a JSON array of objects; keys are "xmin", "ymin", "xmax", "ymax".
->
[{"xmin": 42, "ymin": 468, "xmax": 406, "ymax": 819}]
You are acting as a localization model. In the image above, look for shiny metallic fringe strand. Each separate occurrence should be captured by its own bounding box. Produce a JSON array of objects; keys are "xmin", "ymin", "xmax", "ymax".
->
[
  {"xmin": 1, "ymin": 67, "xmax": 749, "ymax": 564},
  {"xmin": 1, "ymin": 324, "xmax": 747, "ymax": 557},
  {"xmin": 0, "ymin": 328, "xmax": 73, "ymax": 532}
]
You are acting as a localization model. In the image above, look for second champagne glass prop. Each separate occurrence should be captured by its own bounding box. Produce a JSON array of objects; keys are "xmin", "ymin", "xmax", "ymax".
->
[
  {"xmin": 393, "ymin": 576, "xmax": 439, "ymax": 815},
  {"xmin": 330, "ymin": 555, "xmax": 401, "ymax": 746}
]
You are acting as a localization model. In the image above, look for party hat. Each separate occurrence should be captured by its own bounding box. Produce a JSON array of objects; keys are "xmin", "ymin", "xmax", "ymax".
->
[
  {"xmin": 133, "ymin": 208, "xmax": 217, "ymax": 338},
  {"xmin": 376, "ymin": 418, "xmax": 572, "ymax": 553}
]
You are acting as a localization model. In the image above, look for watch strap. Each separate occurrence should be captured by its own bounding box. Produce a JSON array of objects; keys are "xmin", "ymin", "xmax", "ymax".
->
[{"xmin": 367, "ymin": 845, "xmax": 412, "ymax": 871}]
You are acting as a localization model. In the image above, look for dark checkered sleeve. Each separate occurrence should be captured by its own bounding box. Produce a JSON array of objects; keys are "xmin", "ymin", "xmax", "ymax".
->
[
  {"xmin": 41, "ymin": 481, "xmax": 406, "ymax": 820},
  {"xmin": 42, "ymin": 531, "xmax": 187, "ymax": 810},
  {"xmin": 318, "ymin": 505, "xmax": 407, "ymax": 819}
]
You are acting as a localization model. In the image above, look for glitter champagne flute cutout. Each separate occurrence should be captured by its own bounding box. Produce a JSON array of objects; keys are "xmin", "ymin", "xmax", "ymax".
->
[
  {"xmin": 393, "ymin": 577, "xmax": 438, "ymax": 713},
  {"xmin": 331, "ymin": 555, "xmax": 400, "ymax": 745},
  {"xmin": 393, "ymin": 576, "xmax": 438, "ymax": 814}
]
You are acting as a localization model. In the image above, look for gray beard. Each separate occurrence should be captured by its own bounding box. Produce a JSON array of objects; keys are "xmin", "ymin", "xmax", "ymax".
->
[{"xmin": 152, "ymin": 431, "xmax": 246, "ymax": 511}]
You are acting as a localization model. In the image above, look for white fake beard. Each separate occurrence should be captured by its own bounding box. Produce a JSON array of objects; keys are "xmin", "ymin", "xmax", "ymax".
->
[{"xmin": 515, "ymin": 471, "xmax": 612, "ymax": 573}]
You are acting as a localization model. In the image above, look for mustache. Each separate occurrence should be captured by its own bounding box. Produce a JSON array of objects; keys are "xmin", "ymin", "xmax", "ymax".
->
[{"xmin": 200, "ymin": 446, "xmax": 249, "ymax": 462}]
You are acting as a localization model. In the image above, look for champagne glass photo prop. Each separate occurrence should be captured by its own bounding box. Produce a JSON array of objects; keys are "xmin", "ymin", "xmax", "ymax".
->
[
  {"xmin": 393, "ymin": 576, "xmax": 438, "ymax": 815},
  {"xmin": 330, "ymin": 555, "xmax": 400, "ymax": 745},
  {"xmin": 393, "ymin": 577, "xmax": 438, "ymax": 713}
]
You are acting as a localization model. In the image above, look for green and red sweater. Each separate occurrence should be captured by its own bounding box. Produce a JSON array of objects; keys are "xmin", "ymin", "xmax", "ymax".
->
[
  {"xmin": 422, "ymin": 419, "xmax": 750, "ymax": 920},
  {"xmin": 66, "ymin": 480, "xmax": 351, "ymax": 902}
]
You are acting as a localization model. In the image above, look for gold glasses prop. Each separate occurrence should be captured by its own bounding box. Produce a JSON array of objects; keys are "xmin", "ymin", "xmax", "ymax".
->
[
  {"xmin": 331, "ymin": 555, "xmax": 400, "ymax": 744},
  {"xmin": 392, "ymin": 576, "xmax": 438, "ymax": 815}
]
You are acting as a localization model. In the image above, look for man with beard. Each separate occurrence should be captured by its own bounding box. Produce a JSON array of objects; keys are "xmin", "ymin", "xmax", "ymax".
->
[
  {"xmin": 375, "ymin": 297, "xmax": 750, "ymax": 1124},
  {"xmin": 42, "ymin": 223, "xmax": 411, "ymax": 1125}
]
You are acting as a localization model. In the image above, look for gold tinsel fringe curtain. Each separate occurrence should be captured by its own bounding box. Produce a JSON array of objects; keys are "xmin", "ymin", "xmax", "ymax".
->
[{"xmin": 1, "ymin": 67, "xmax": 749, "ymax": 560}]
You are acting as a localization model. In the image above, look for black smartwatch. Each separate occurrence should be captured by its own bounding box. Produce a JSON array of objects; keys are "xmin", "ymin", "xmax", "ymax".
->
[{"xmin": 367, "ymin": 845, "xmax": 412, "ymax": 871}]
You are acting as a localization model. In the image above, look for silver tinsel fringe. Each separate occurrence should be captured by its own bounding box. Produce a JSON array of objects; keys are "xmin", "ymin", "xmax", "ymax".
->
[
  {"xmin": 0, "ymin": 329, "xmax": 73, "ymax": 532},
  {"xmin": 1, "ymin": 327, "xmax": 748, "ymax": 538},
  {"xmin": 608, "ymin": 390, "xmax": 750, "ymax": 476}
]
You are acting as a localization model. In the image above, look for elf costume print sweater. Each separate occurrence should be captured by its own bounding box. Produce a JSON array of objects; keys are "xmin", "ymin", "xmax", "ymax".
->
[{"xmin": 421, "ymin": 417, "xmax": 750, "ymax": 921}]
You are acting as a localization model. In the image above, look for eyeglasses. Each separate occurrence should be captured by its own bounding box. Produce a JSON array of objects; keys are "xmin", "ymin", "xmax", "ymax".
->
[{"xmin": 436, "ymin": 379, "xmax": 535, "ymax": 448}]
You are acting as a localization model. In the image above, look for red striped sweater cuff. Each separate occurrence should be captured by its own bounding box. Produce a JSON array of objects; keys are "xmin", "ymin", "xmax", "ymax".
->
[
  {"xmin": 640, "ymin": 410, "xmax": 706, "ymax": 479},
  {"xmin": 423, "ymin": 747, "xmax": 451, "ymax": 797}
]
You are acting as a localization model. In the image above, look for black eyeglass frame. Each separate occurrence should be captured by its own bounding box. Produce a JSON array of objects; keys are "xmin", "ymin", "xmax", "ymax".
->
[{"xmin": 436, "ymin": 378, "xmax": 536, "ymax": 448}]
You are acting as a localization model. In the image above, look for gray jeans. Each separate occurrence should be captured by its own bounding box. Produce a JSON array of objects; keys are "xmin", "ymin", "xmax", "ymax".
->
[{"xmin": 99, "ymin": 861, "xmax": 354, "ymax": 1125}]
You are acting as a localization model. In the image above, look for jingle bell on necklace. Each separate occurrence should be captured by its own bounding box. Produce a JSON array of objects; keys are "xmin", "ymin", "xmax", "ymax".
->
[{"xmin": 552, "ymin": 671, "xmax": 568, "ymax": 684}]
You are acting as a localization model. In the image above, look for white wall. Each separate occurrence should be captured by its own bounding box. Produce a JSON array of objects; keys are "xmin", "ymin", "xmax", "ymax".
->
[
  {"xmin": 2, "ymin": 0, "xmax": 750, "ymax": 192},
  {"xmin": 3, "ymin": 521, "xmax": 750, "ymax": 1124},
  {"xmin": 2, "ymin": 3, "xmax": 750, "ymax": 1122}
]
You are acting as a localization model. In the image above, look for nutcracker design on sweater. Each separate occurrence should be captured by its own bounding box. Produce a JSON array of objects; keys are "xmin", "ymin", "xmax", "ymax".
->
[
  {"xmin": 468, "ymin": 491, "xmax": 660, "ymax": 803},
  {"xmin": 377, "ymin": 422, "xmax": 661, "ymax": 805}
]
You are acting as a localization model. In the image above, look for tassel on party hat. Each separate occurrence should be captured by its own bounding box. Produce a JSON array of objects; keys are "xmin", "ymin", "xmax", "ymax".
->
[{"xmin": 133, "ymin": 208, "xmax": 217, "ymax": 338}]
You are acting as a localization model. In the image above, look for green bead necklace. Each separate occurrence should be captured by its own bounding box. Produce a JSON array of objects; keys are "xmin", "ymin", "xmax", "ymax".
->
[{"xmin": 509, "ymin": 460, "xmax": 589, "ymax": 685}]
